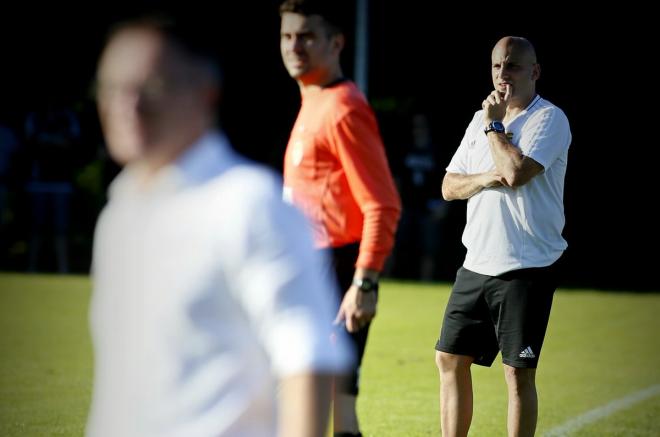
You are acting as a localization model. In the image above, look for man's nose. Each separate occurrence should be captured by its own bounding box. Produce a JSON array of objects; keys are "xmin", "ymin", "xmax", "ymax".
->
[{"xmin": 291, "ymin": 36, "xmax": 306, "ymax": 52}]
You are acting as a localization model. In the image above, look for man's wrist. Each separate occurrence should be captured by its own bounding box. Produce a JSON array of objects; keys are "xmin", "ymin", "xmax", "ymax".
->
[
  {"xmin": 352, "ymin": 277, "xmax": 379, "ymax": 292},
  {"xmin": 354, "ymin": 266, "xmax": 379, "ymax": 280},
  {"xmin": 484, "ymin": 120, "xmax": 505, "ymax": 135}
]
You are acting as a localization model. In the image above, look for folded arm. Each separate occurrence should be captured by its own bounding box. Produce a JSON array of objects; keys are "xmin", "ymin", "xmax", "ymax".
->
[
  {"xmin": 441, "ymin": 170, "xmax": 506, "ymax": 201},
  {"xmin": 486, "ymin": 131, "xmax": 544, "ymax": 187}
]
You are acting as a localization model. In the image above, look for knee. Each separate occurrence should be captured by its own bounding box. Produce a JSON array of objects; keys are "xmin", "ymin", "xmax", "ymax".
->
[
  {"xmin": 504, "ymin": 366, "xmax": 536, "ymax": 392},
  {"xmin": 434, "ymin": 351, "xmax": 450, "ymax": 371},
  {"xmin": 435, "ymin": 351, "xmax": 471, "ymax": 373}
]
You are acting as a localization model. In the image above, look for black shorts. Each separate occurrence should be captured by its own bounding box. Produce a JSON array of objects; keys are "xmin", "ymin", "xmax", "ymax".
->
[
  {"xmin": 436, "ymin": 264, "xmax": 558, "ymax": 368},
  {"xmin": 320, "ymin": 242, "xmax": 371, "ymax": 395}
]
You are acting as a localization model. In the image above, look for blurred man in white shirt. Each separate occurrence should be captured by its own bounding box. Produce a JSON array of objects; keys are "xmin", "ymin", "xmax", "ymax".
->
[{"xmin": 87, "ymin": 14, "xmax": 352, "ymax": 437}]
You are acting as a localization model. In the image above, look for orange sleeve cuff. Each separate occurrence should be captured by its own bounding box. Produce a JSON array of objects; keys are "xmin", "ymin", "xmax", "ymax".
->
[
  {"xmin": 355, "ymin": 204, "xmax": 401, "ymax": 271},
  {"xmin": 356, "ymin": 250, "xmax": 390, "ymax": 272}
]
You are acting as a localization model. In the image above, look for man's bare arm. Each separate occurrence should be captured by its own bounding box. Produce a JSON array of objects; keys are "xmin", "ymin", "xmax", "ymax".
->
[
  {"xmin": 482, "ymin": 86, "xmax": 544, "ymax": 187},
  {"xmin": 486, "ymin": 132, "xmax": 544, "ymax": 187},
  {"xmin": 278, "ymin": 372, "xmax": 334, "ymax": 437},
  {"xmin": 442, "ymin": 171, "xmax": 506, "ymax": 201}
]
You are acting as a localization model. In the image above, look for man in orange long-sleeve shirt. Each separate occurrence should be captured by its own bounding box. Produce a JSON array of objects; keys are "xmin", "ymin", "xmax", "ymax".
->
[{"xmin": 279, "ymin": 1, "xmax": 401, "ymax": 435}]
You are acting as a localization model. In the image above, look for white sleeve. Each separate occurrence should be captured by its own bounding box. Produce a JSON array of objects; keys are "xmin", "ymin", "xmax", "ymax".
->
[
  {"xmin": 519, "ymin": 107, "xmax": 571, "ymax": 170},
  {"xmin": 446, "ymin": 111, "xmax": 482, "ymax": 174},
  {"xmin": 227, "ymin": 169, "xmax": 354, "ymax": 377}
]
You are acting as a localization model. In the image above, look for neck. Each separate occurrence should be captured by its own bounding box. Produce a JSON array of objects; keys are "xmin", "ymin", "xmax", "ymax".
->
[
  {"xmin": 139, "ymin": 122, "xmax": 211, "ymax": 180},
  {"xmin": 298, "ymin": 66, "xmax": 344, "ymax": 94},
  {"xmin": 504, "ymin": 93, "xmax": 537, "ymax": 122}
]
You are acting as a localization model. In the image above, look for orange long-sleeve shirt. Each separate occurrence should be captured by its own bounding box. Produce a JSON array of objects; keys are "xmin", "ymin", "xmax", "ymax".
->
[{"xmin": 283, "ymin": 80, "xmax": 401, "ymax": 271}]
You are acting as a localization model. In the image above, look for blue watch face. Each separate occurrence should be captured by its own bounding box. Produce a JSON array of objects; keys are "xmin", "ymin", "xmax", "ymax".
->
[{"xmin": 484, "ymin": 121, "xmax": 505, "ymax": 135}]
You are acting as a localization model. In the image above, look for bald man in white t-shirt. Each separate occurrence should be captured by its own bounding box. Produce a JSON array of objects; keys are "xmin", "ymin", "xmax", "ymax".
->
[{"xmin": 435, "ymin": 36, "xmax": 571, "ymax": 437}]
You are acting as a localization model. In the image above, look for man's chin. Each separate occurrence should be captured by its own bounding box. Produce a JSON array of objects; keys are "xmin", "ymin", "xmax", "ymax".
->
[
  {"xmin": 286, "ymin": 66, "xmax": 308, "ymax": 79},
  {"xmin": 106, "ymin": 135, "xmax": 143, "ymax": 165}
]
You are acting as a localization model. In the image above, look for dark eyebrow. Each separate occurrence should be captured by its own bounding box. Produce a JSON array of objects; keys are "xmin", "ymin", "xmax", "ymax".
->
[
  {"xmin": 493, "ymin": 60, "xmax": 523, "ymax": 67},
  {"xmin": 282, "ymin": 30, "xmax": 315, "ymax": 37}
]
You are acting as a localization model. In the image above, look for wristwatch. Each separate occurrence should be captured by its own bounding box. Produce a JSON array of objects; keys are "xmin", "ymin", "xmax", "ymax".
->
[
  {"xmin": 352, "ymin": 277, "xmax": 379, "ymax": 293},
  {"xmin": 484, "ymin": 120, "xmax": 505, "ymax": 135}
]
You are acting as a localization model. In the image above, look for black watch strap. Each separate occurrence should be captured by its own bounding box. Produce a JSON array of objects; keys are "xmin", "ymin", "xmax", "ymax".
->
[
  {"xmin": 352, "ymin": 277, "xmax": 379, "ymax": 292},
  {"xmin": 484, "ymin": 120, "xmax": 505, "ymax": 135}
]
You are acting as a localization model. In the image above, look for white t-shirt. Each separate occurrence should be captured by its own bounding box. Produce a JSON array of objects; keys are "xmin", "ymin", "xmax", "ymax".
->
[
  {"xmin": 447, "ymin": 96, "xmax": 571, "ymax": 276},
  {"xmin": 87, "ymin": 131, "xmax": 352, "ymax": 437}
]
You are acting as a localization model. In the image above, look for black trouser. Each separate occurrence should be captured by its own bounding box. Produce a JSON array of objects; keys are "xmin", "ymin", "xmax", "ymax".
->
[{"xmin": 321, "ymin": 242, "xmax": 372, "ymax": 395}]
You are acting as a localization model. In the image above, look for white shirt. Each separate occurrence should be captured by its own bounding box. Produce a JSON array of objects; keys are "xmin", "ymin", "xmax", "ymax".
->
[
  {"xmin": 447, "ymin": 96, "xmax": 571, "ymax": 276},
  {"xmin": 86, "ymin": 131, "xmax": 352, "ymax": 437}
]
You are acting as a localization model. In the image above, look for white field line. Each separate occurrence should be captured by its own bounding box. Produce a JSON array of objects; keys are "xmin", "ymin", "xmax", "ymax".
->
[{"xmin": 543, "ymin": 384, "xmax": 660, "ymax": 436}]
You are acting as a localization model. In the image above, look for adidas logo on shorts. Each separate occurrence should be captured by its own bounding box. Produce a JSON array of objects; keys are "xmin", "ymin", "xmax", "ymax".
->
[{"xmin": 519, "ymin": 346, "xmax": 536, "ymax": 359}]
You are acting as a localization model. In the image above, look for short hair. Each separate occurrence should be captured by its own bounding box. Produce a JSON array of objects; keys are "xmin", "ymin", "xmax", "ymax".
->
[
  {"xmin": 105, "ymin": 11, "xmax": 222, "ymax": 82},
  {"xmin": 279, "ymin": 0, "xmax": 353, "ymax": 36}
]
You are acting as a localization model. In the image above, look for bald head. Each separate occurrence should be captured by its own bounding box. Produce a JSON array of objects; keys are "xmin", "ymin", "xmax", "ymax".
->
[
  {"xmin": 490, "ymin": 36, "xmax": 540, "ymax": 106},
  {"xmin": 493, "ymin": 36, "xmax": 537, "ymax": 64}
]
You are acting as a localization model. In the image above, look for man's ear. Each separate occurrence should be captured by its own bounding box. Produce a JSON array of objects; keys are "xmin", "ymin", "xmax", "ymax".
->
[
  {"xmin": 195, "ymin": 65, "xmax": 221, "ymax": 110},
  {"xmin": 532, "ymin": 63, "xmax": 541, "ymax": 81},
  {"xmin": 204, "ymin": 85, "xmax": 220, "ymax": 109},
  {"xmin": 331, "ymin": 33, "xmax": 345, "ymax": 55}
]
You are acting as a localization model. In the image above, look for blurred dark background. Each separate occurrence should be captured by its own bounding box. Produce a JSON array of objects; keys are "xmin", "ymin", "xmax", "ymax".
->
[{"xmin": 0, "ymin": 2, "xmax": 655, "ymax": 291}]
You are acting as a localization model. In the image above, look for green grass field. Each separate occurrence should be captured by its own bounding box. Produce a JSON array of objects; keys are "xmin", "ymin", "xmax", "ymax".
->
[{"xmin": 1, "ymin": 273, "xmax": 659, "ymax": 436}]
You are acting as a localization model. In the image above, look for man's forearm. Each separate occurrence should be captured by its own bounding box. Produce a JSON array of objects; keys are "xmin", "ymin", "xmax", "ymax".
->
[
  {"xmin": 278, "ymin": 372, "xmax": 334, "ymax": 437},
  {"xmin": 442, "ymin": 171, "xmax": 504, "ymax": 200},
  {"xmin": 487, "ymin": 132, "xmax": 525, "ymax": 185},
  {"xmin": 354, "ymin": 267, "xmax": 379, "ymax": 281},
  {"xmin": 487, "ymin": 132, "xmax": 543, "ymax": 187},
  {"xmin": 356, "ymin": 204, "xmax": 400, "ymax": 271}
]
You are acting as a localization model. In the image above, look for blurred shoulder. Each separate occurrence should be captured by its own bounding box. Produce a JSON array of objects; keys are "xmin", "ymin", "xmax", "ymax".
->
[{"xmin": 331, "ymin": 80, "xmax": 370, "ymax": 110}]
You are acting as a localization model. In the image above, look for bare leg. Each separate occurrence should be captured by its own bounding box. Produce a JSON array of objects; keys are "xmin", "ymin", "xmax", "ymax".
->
[
  {"xmin": 436, "ymin": 351, "xmax": 474, "ymax": 437},
  {"xmin": 278, "ymin": 373, "xmax": 333, "ymax": 437},
  {"xmin": 503, "ymin": 364, "xmax": 537, "ymax": 437}
]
